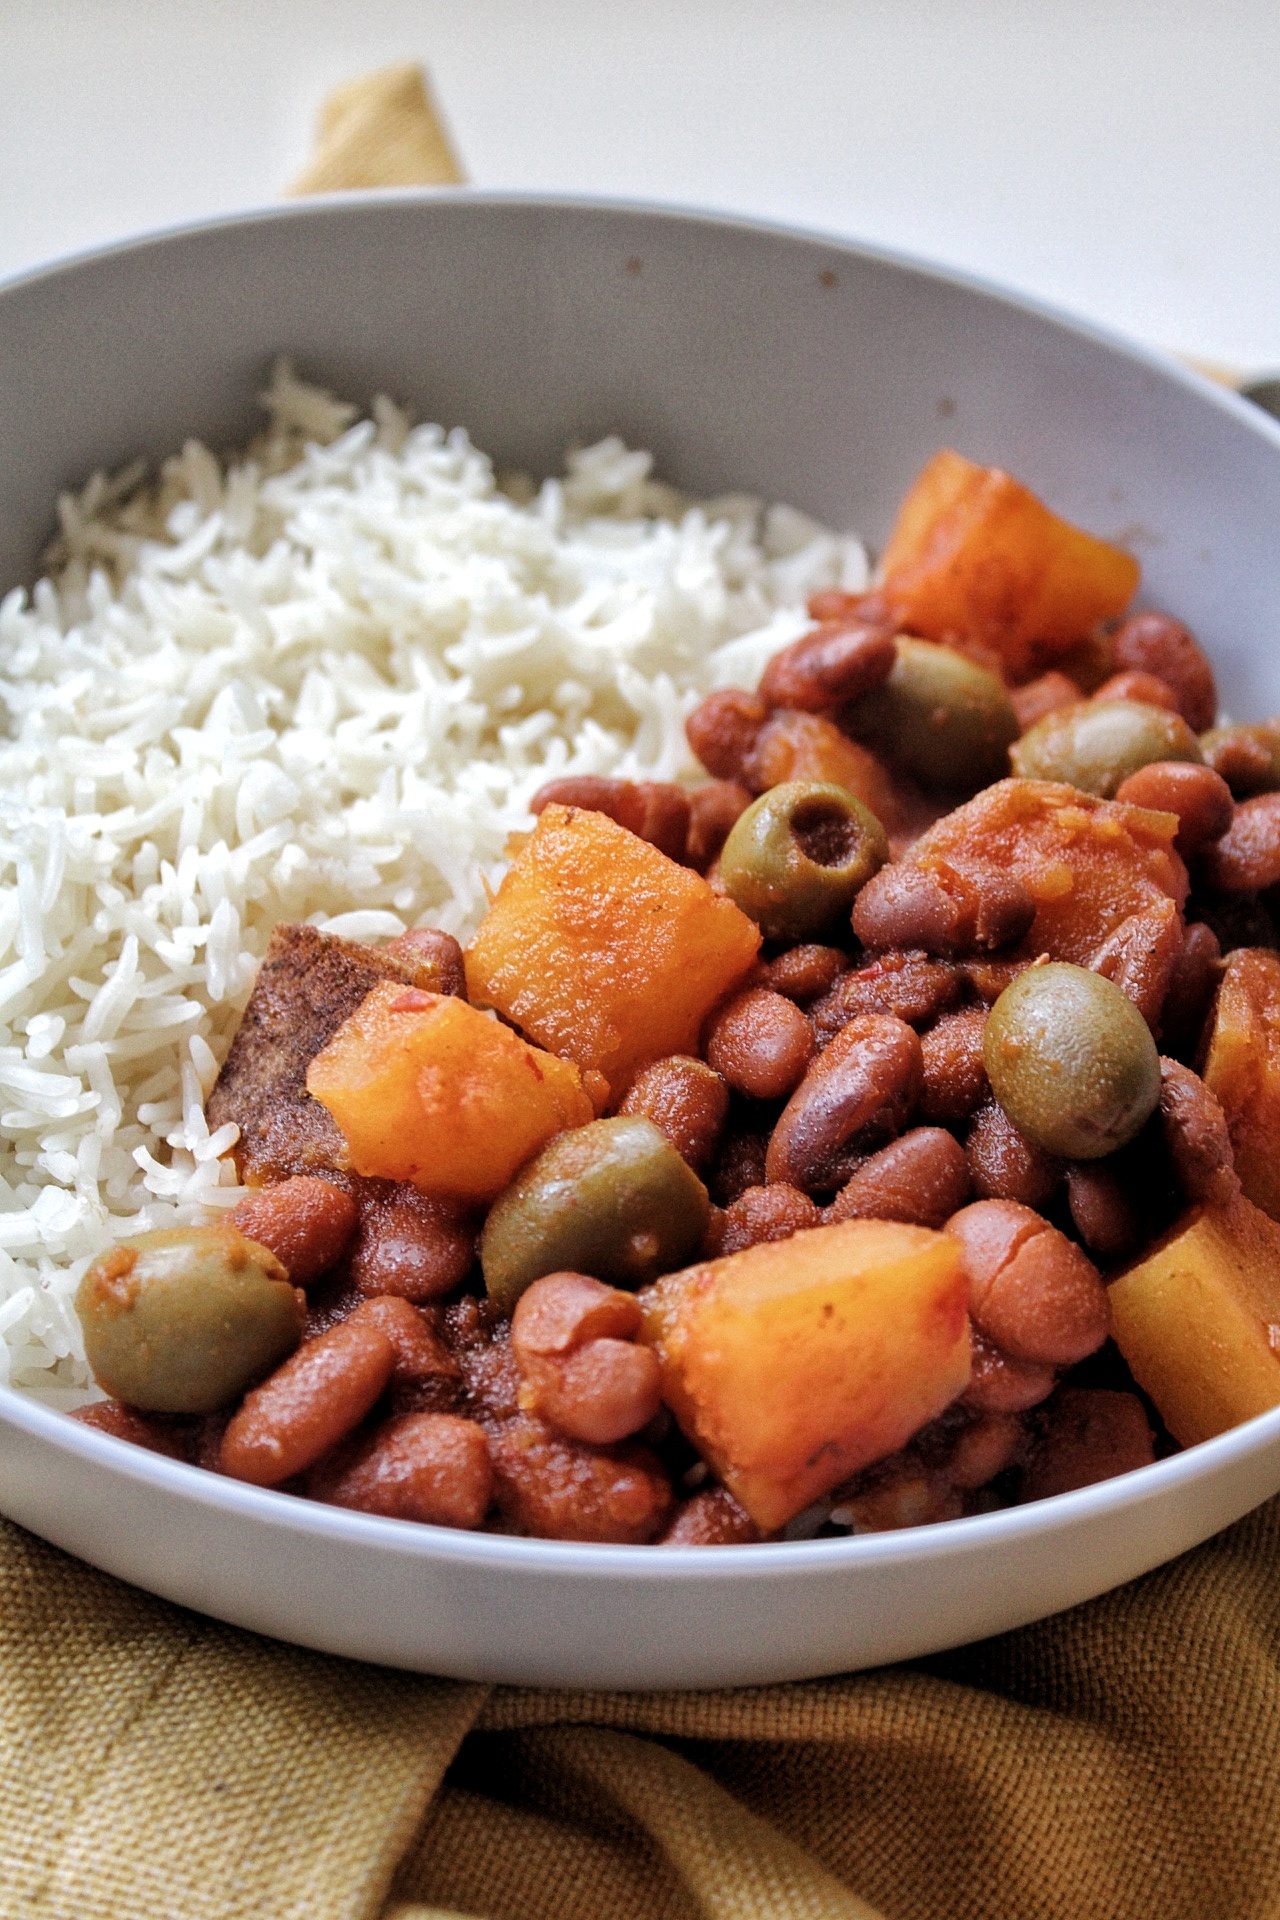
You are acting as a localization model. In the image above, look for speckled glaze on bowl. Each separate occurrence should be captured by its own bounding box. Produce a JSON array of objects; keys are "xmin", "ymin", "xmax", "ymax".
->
[{"xmin": 3, "ymin": 195, "xmax": 1280, "ymax": 1688}]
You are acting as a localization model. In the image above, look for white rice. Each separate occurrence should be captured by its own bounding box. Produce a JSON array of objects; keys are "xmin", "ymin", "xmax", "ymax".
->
[{"xmin": 0, "ymin": 361, "xmax": 869, "ymax": 1405}]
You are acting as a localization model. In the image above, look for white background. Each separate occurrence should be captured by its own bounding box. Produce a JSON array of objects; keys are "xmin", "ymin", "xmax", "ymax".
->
[{"xmin": 2, "ymin": 0, "xmax": 1277, "ymax": 371}]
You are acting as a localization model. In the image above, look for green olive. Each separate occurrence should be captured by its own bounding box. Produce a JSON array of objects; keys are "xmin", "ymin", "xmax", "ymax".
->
[
  {"xmin": 76, "ymin": 1226, "xmax": 304, "ymax": 1414},
  {"xmin": 719, "ymin": 780, "xmax": 888, "ymax": 941},
  {"xmin": 481, "ymin": 1115, "xmax": 709, "ymax": 1313},
  {"xmin": 843, "ymin": 637, "xmax": 1018, "ymax": 791},
  {"xmin": 1010, "ymin": 699, "xmax": 1202, "ymax": 797},
  {"xmin": 1201, "ymin": 722, "xmax": 1280, "ymax": 796},
  {"xmin": 983, "ymin": 963, "xmax": 1161, "ymax": 1160}
]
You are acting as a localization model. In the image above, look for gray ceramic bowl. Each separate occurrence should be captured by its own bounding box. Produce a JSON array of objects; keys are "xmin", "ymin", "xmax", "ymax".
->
[{"xmin": 3, "ymin": 195, "xmax": 1280, "ymax": 1689}]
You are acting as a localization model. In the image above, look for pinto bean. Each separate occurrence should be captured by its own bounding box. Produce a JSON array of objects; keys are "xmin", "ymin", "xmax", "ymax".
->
[
  {"xmin": 686, "ymin": 781, "xmax": 753, "ymax": 871},
  {"xmin": 486, "ymin": 1412, "xmax": 673, "ymax": 1542},
  {"xmin": 1160, "ymin": 921, "xmax": 1222, "ymax": 1060},
  {"xmin": 309, "ymin": 1412, "xmax": 493, "ymax": 1528},
  {"xmin": 220, "ymin": 1320, "xmax": 395, "ymax": 1485},
  {"xmin": 1199, "ymin": 792, "xmax": 1280, "ymax": 893},
  {"xmin": 948, "ymin": 1412, "xmax": 1026, "ymax": 1490},
  {"xmin": 946, "ymin": 1199, "xmax": 1109, "ymax": 1368},
  {"xmin": 232, "ymin": 1176, "xmax": 358, "ymax": 1286},
  {"xmin": 384, "ymin": 928, "xmax": 466, "ymax": 997},
  {"xmin": 619, "ymin": 1055, "xmax": 728, "ymax": 1172},
  {"xmin": 70, "ymin": 1399, "xmax": 191, "ymax": 1459},
  {"xmin": 1093, "ymin": 669, "xmax": 1179, "ymax": 712},
  {"xmin": 761, "ymin": 944, "xmax": 847, "ymax": 1003},
  {"xmin": 758, "ymin": 619, "xmax": 896, "ymax": 711},
  {"xmin": 827, "ymin": 1128, "xmax": 970, "ymax": 1228},
  {"xmin": 705, "ymin": 1183, "xmax": 822, "ymax": 1257},
  {"xmin": 1066, "ymin": 1163, "xmax": 1144, "ymax": 1261},
  {"xmin": 1011, "ymin": 672, "xmax": 1080, "ymax": 733},
  {"xmin": 660, "ymin": 1486, "xmax": 761, "ymax": 1544},
  {"xmin": 347, "ymin": 1296, "xmax": 461, "ymax": 1389},
  {"xmin": 510, "ymin": 1272, "xmax": 661, "ymax": 1446},
  {"xmin": 920, "ymin": 1008, "xmax": 989, "ymax": 1124},
  {"xmin": 766, "ymin": 1014, "xmax": 923, "ymax": 1194},
  {"xmin": 529, "ymin": 776, "xmax": 690, "ymax": 862},
  {"xmin": 1021, "ymin": 1388, "xmax": 1155, "ymax": 1501},
  {"xmin": 810, "ymin": 951, "xmax": 961, "ymax": 1043},
  {"xmin": 1088, "ymin": 897, "xmax": 1184, "ymax": 1033},
  {"xmin": 961, "ymin": 1329, "xmax": 1057, "ymax": 1414},
  {"xmin": 966, "ymin": 1103, "xmax": 1064, "ymax": 1208},
  {"xmin": 685, "ymin": 690, "xmax": 768, "ymax": 783},
  {"xmin": 852, "ymin": 861, "xmax": 1035, "ymax": 958},
  {"xmin": 1111, "ymin": 610, "xmax": 1217, "ymax": 732},
  {"xmin": 1115, "ymin": 761, "xmax": 1234, "ymax": 860},
  {"xmin": 350, "ymin": 1184, "xmax": 476, "ymax": 1302},
  {"xmin": 1158, "ymin": 1058, "xmax": 1240, "ymax": 1207},
  {"xmin": 704, "ymin": 988, "xmax": 815, "ymax": 1101}
]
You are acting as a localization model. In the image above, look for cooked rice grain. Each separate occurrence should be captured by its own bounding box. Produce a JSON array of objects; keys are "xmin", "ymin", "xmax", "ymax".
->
[{"xmin": 0, "ymin": 362, "xmax": 867, "ymax": 1402}]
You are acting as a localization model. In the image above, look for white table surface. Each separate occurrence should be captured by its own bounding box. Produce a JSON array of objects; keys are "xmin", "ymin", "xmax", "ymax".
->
[{"xmin": 2, "ymin": 0, "xmax": 1277, "ymax": 372}]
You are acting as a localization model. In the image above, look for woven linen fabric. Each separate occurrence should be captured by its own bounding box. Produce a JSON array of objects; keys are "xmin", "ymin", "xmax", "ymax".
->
[{"xmin": 4, "ymin": 1502, "xmax": 1280, "ymax": 1920}]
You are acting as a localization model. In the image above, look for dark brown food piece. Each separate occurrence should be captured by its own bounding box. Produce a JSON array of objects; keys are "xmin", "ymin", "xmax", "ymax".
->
[
  {"xmin": 1066, "ymin": 1163, "xmax": 1144, "ymax": 1261},
  {"xmin": 70, "ymin": 1400, "xmax": 192, "ymax": 1459},
  {"xmin": 1160, "ymin": 921, "xmax": 1222, "ymax": 1060},
  {"xmin": 660, "ymin": 1486, "xmax": 761, "ymax": 1544},
  {"xmin": 206, "ymin": 924, "xmax": 442, "ymax": 1182},
  {"xmin": 1158, "ymin": 1058, "xmax": 1240, "ymax": 1208},
  {"xmin": 704, "ymin": 1183, "xmax": 822, "ymax": 1257},
  {"xmin": 383, "ymin": 928, "xmax": 466, "ymax": 996},
  {"xmin": 309, "ymin": 1412, "xmax": 493, "ymax": 1527},
  {"xmin": 966, "ymin": 1103, "xmax": 1064, "ymax": 1208},
  {"xmin": 757, "ymin": 619, "xmax": 896, "ymax": 711},
  {"xmin": 486, "ymin": 1413, "xmax": 673, "ymax": 1543},
  {"xmin": 1020, "ymin": 1387, "xmax": 1155, "ymax": 1501},
  {"xmin": 826, "ymin": 1128, "xmax": 970, "ymax": 1228},
  {"xmin": 685, "ymin": 689, "xmax": 768, "ymax": 783},
  {"xmin": 349, "ymin": 1183, "xmax": 476, "ymax": 1302},
  {"xmin": 704, "ymin": 988, "xmax": 815, "ymax": 1101},
  {"xmin": 809, "ymin": 951, "xmax": 961, "ymax": 1042},
  {"xmin": 1110, "ymin": 610, "xmax": 1217, "ymax": 732},
  {"xmin": 618, "ymin": 1055, "xmax": 729, "ymax": 1172},
  {"xmin": 920, "ymin": 1007, "xmax": 989, "ymax": 1123},
  {"xmin": 232, "ymin": 1176, "xmax": 358, "ymax": 1286},
  {"xmin": 686, "ymin": 781, "xmax": 753, "ymax": 871},
  {"xmin": 529, "ymin": 776, "xmax": 690, "ymax": 863},
  {"xmin": 853, "ymin": 861, "xmax": 1035, "ymax": 958},
  {"xmin": 707, "ymin": 1126, "xmax": 770, "ymax": 1207},
  {"xmin": 766, "ymin": 1014, "xmax": 923, "ymax": 1193}
]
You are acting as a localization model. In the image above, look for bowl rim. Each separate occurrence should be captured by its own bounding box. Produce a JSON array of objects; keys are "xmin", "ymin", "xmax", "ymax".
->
[{"xmin": 4, "ymin": 188, "xmax": 1280, "ymax": 1582}]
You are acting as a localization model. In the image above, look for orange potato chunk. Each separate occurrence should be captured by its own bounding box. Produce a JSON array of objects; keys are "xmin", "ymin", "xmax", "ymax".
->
[
  {"xmin": 748, "ymin": 712, "xmax": 901, "ymax": 827},
  {"xmin": 639, "ymin": 1219, "xmax": 970, "ymax": 1531},
  {"xmin": 879, "ymin": 449, "xmax": 1140, "ymax": 680},
  {"xmin": 905, "ymin": 778, "xmax": 1187, "ymax": 963},
  {"xmin": 1201, "ymin": 949, "xmax": 1280, "ymax": 1222},
  {"xmin": 465, "ymin": 804, "xmax": 761, "ymax": 1092},
  {"xmin": 306, "ymin": 983, "xmax": 593, "ymax": 1204},
  {"xmin": 1109, "ymin": 1196, "xmax": 1280, "ymax": 1447}
]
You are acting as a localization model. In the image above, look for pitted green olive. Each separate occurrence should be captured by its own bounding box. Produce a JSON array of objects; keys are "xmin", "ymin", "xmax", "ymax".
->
[
  {"xmin": 983, "ymin": 963, "xmax": 1161, "ymax": 1160},
  {"xmin": 481, "ymin": 1115, "xmax": 709, "ymax": 1313},
  {"xmin": 76, "ymin": 1226, "xmax": 304, "ymax": 1414},
  {"xmin": 718, "ymin": 780, "xmax": 888, "ymax": 941},
  {"xmin": 1201, "ymin": 721, "xmax": 1280, "ymax": 796},
  {"xmin": 1010, "ymin": 699, "xmax": 1202, "ymax": 798},
  {"xmin": 844, "ymin": 637, "xmax": 1018, "ymax": 791}
]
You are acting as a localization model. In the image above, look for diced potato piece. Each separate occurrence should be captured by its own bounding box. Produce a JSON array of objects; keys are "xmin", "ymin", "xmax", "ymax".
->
[
  {"xmin": 906, "ymin": 777, "xmax": 1187, "ymax": 962},
  {"xmin": 639, "ymin": 1219, "xmax": 970, "ymax": 1531},
  {"xmin": 879, "ymin": 450, "xmax": 1140, "ymax": 680},
  {"xmin": 306, "ymin": 983, "xmax": 593, "ymax": 1204},
  {"xmin": 1201, "ymin": 949, "xmax": 1280, "ymax": 1221},
  {"xmin": 1109, "ymin": 1196, "xmax": 1280, "ymax": 1447},
  {"xmin": 748, "ymin": 712, "xmax": 902, "ymax": 827},
  {"xmin": 465, "ymin": 804, "xmax": 761, "ymax": 1092}
]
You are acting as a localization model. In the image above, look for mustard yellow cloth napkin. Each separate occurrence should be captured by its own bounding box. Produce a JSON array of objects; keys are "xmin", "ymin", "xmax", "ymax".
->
[{"xmin": 4, "ymin": 1500, "xmax": 1280, "ymax": 1919}]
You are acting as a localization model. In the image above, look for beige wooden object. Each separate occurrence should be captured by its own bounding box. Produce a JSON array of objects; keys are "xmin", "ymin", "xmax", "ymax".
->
[{"xmin": 288, "ymin": 62, "xmax": 465, "ymax": 195}]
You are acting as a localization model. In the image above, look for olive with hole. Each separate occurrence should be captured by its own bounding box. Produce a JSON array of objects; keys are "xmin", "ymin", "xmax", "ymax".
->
[
  {"xmin": 983, "ymin": 964, "xmax": 1161, "ymax": 1160},
  {"xmin": 1010, "ymin": 699, "xmax": 1202, "ymax": 798},
  {"xmin": 75, "ymin": 1226, "xmax": 305, "ymax": 1414},
  {"xmin": 481, "ymin": 1116, "xmax": 710, "ymax": 1313},
  {"xmin": 718, "ymin": 779, "xmax": 888, "ymax": 941},
  {"xmin": 843, "ymin": 637, "xmax": 1018, "ymax": 791}
]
